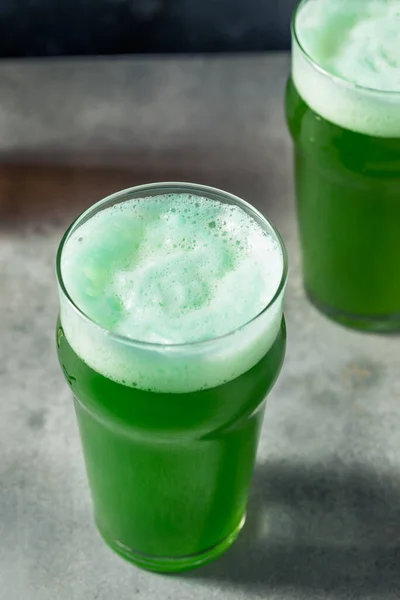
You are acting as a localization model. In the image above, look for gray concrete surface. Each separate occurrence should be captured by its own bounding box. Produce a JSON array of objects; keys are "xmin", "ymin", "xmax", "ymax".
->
[{"xmin": 1, "ymin": 55, "xmax": 400, "ymax": 600}]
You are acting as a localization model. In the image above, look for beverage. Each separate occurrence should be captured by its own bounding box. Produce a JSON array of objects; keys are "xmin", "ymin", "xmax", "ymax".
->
[
  {"xmin": 56, "ymin": 183, "xmax": 287, "ymax": 572},
  {"xmin": 286, "ymin": 0, "xmax": 400, "ymax": 331}
]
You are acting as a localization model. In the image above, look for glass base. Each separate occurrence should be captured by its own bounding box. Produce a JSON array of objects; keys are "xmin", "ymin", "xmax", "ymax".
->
[
  {"xmin": 306, "ymin": 288, "xmax": 400, "ymax": 333},
  {"xmin": 96, "ymin": 514, "xmax": 246, "ymax": 573}
]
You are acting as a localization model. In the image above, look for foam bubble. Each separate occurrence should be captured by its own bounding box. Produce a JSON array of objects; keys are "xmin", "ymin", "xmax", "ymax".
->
[
  {"xmin": 59, "ymin": 192, "xmax": 285, "ymax": 393},
  {"xmin": 293, "ymin": 0, "xmax": 400, "ymax": 137}
]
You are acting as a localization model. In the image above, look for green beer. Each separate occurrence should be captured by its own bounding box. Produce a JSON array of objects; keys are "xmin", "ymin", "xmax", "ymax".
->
[
  {"xmin": 286, "ymin": 0, "xmax": 400, "ymax": 331},
  {"xmin": 56, "ymin": 183, "xmax": 287, "ymax": 572}
]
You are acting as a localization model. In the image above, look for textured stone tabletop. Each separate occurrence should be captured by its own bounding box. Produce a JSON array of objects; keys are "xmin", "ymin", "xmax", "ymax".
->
[{"xmin": 1, "ymin": 55, "xmax": 400, "ymax": 600}]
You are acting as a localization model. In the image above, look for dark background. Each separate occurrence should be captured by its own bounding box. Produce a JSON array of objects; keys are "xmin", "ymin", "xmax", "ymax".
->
[{"xmin": 0, "ymin": 0, "xmax": 298, "ymax": 58}]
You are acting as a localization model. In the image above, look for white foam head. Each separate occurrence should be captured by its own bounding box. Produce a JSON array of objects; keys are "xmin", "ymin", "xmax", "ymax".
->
[
  {"xmin": 58, "ymin": 183, "xmax": 286, "ymax": 394},
  {"xmin": 292, "ymin": 0, "xmax": 400, "ymax": 137}
]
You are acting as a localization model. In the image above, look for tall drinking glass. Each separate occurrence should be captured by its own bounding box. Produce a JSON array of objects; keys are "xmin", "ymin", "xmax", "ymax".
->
[
  {"xmin": 56, "ymin": 182, "xmax": 287, "ymax": 572},
  {"xmin": 286, "ymin": 0, "xmax": 400, "ymax": 331}
]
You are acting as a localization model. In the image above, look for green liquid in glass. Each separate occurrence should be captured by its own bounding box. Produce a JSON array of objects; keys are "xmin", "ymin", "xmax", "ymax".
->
[
  {"xmin": 286, "ymin": 77, "xmax": 400, "ymax": 330},
  {"xmin": 56, "ymin": 185, "xmax": 286, "ymax": 572},
  {"xmin": 57, "ymin": 318, "xmax": 286, "ymax": 572}
]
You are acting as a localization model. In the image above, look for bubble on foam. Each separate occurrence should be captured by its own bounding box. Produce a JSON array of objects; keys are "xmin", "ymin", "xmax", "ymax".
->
[
  {"xmin": 60, "ymin": 193, "xmax": 285, "ymax": 393},
  {"xmin": 293, "ymin": 0, "xmax": 400, "ymax": 137}
]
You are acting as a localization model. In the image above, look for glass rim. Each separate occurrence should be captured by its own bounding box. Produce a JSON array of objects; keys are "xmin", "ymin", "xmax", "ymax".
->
[
  {"xmin": 56, "ymin": 181, "xmax": 288, "ymax": 350},
  {"xmin": 292, "ymin": 0, "xmax": 400, "ymax": 97}
]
